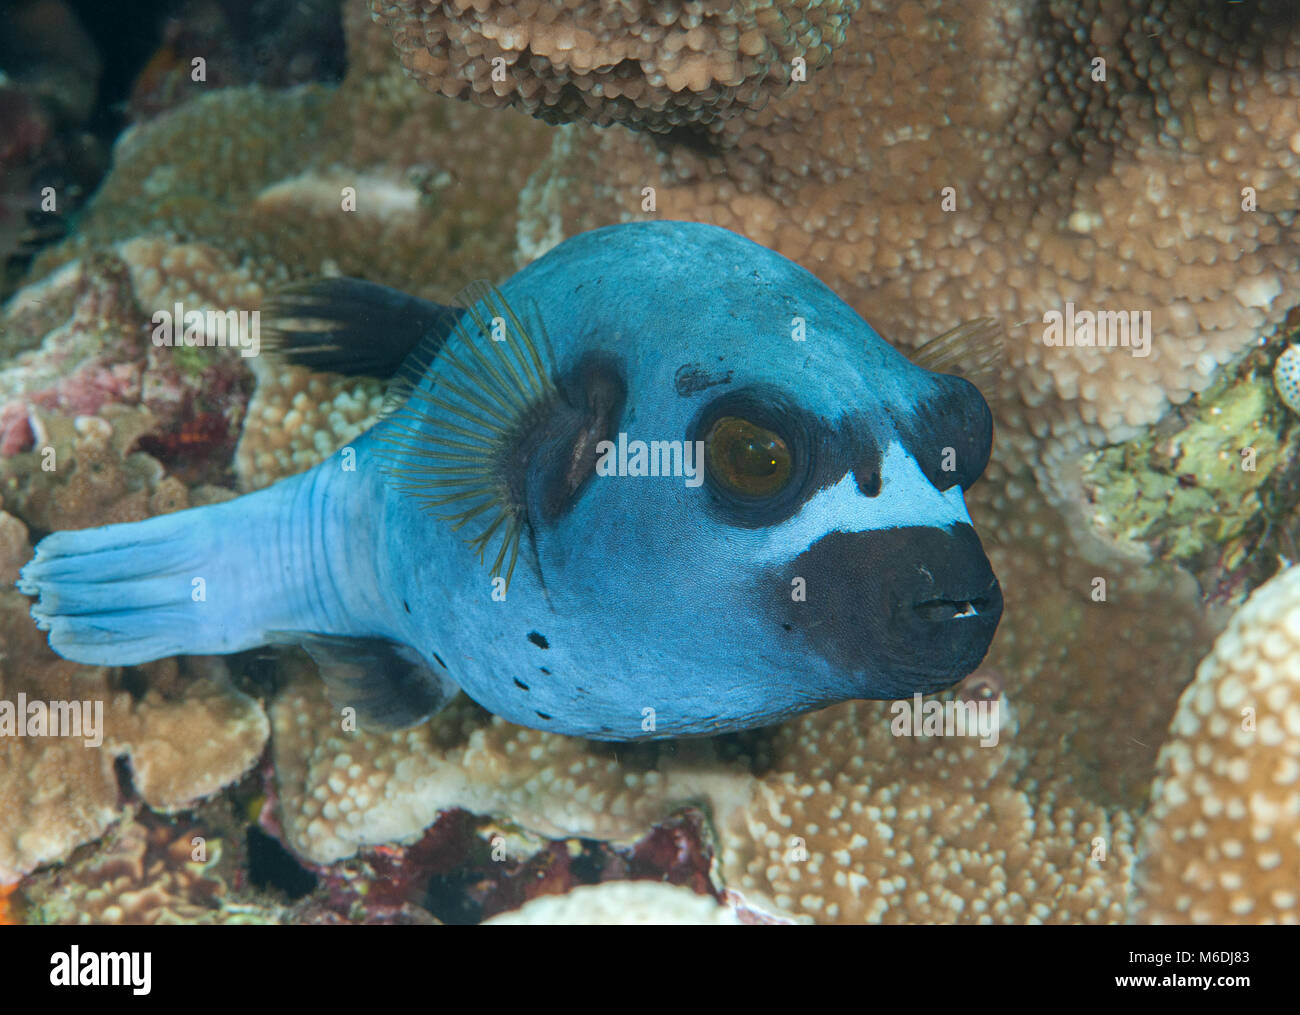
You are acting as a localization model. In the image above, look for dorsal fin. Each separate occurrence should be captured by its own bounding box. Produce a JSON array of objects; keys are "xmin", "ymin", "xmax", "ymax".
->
[
  {"xmin": 260, "ymin": 277, "xmax": 463, "ymax": 379},
  {"xmin": 909, "ymin": 318, "xmax": 1003, "ymax": 395}
]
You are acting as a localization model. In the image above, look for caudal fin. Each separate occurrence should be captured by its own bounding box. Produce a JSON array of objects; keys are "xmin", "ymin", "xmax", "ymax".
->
[
  {"xmin": 19, "ymin": 508, "xmax": 229, "ymax": 665},
  {"xmin": 18, "ymin": 475, "xmax": 331, "ymax": 666}
]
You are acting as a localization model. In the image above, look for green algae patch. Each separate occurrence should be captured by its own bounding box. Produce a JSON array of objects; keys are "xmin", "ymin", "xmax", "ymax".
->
[
  {"xmin": 1082, "ymin": 306, "xmax": 1300, "ymax": 600},
  {"xmin": 1083, "ymin": 376, "xmax": 1279, "ymax": 559}
]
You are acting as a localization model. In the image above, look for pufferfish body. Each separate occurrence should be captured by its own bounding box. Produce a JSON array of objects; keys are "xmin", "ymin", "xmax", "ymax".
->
[{"xmin": 20, "ymin": 222, "xmax": 1003, "ymax": 740}]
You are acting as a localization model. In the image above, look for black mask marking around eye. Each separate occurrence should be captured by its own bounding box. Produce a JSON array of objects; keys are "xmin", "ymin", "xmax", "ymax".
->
[{"xmin": 690, "ymin": 388, "xmax": 839, "ymax": 527}]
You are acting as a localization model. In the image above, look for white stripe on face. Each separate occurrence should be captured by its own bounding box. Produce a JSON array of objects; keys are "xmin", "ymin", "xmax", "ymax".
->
[{"xmin": 752, "ymin": 442, "xmax": 973, "ymax": 563}]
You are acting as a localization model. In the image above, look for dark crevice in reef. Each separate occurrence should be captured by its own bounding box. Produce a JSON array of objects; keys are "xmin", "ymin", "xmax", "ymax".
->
[{"xmin": 246, "ymin": 825, "xmax": 318, "ymax": 901}]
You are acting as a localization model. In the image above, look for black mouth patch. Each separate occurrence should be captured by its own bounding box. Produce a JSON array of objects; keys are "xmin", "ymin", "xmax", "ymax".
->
[{"xmin": 771, "ymin": 524, "xmax": 1003, "ymax": 697}]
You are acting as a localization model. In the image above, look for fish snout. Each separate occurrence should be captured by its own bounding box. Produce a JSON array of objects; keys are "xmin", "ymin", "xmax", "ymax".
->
[{"xmin": 778, "ymin": 525, "xmax": 1003, "ymax": 697}]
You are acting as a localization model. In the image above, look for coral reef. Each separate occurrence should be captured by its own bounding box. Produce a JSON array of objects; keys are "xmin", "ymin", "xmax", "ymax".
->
[
  {"xmin": 1133, "ymin": 563, "xmax": 1300, "ymax": 924},
  {"xmin": 0, "ymin": 429, "xmax": 265, "ymax": 885},
  {"xmin": 15, "ymin": 0, "xmax": 552, "ymax": 491},
  {"xmin": 21, "ymin": 812, "xmax": 280, "ymax": 925},
  {"xmin": 0, "ymin": 0, "xmax": 551, "ymax": 887},
  {"xmin": 3, "ymin": 0, "xmax": 1299, "ymax": 925},
  {"xmin": 269, "ymin": 660, "xmax": 1133, "ymax": 923}
]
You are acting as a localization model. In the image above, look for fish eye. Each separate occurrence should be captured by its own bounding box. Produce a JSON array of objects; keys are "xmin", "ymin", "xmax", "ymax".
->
[
  {"xmin": 705, "ymin": 416, "xmax": 793, "ymax": 498},
  {"xmin": 690, "ymin": 388, "xmax": 823, "ymax": 527}
]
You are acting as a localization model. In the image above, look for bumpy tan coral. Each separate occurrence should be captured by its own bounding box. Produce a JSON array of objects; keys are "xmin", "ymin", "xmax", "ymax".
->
[
  {"xmin": 372, "ymin": 0, "xmax": 857, "ymax": 137},
  {"xmin": 272, "ymin": 656, "xmax": 1133, "ymax": 923},
  {"xmin": 718, "ymin": 702, "xmax": 1134, "ymax": 923},
  {"xmin": 1134, "ymin": 564, "xmax": 1300, "ymax": 924},
  {"xmin": 270, "ymin": 657, "xmax": 712, "ymax": 862},
  {"xmin": 484, "ymin": 880, "xmax": 741, "ymax": 925}
]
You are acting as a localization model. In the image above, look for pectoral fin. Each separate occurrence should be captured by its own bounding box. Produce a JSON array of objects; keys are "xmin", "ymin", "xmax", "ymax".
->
[{"xmin": 270, "ymin": 632, "xmax": 460, "ymax": 730}]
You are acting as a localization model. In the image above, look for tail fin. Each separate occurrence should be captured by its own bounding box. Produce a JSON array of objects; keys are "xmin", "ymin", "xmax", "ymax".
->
[
  {"xmin": 20, "ymin": 510, "xmax": 218, "ymax": 665},
  {"xmin": 18, "ymin": 473, "xmax": 338, "ymax": 666}
]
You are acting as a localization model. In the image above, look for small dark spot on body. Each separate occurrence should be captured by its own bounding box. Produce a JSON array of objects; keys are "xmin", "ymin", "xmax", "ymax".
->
[
  {"xmin": 432, "ymin": 651, "xmax": 446, "ymax": 669},
  {"xmin": 782, "ymin": 623, "xmax": 794, "ymax": 632},
  {"xmin": 403, "ymin": 599, "xmax": 411, "ymax": 613},
  {"xmin": 527, "ymin": 631, "xmax": 549, "ymax": 649},
  {"xmin": 536, "ymin": 711, "xmax": 552, "ymax": 720},
  {"xmin": 514, "ymin": 678, "xmax": 530, "ymax": 691},
  {"xmin": 539, "ymin": 667, "xmax": 551, "ymax": 675},
  {"xmin": 674, "ymin": 362, "xmax": 733, "ymax": 397}
]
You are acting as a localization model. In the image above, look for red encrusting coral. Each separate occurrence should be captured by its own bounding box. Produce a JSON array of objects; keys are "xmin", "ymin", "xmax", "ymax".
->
[{"xmin": 303, "ymin": 807, "xmax": 718, "ymax": 924}]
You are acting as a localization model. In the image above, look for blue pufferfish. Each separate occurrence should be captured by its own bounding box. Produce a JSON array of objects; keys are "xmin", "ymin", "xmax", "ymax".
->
[{"xmin": 20, "ymin": 221, "xmax": 1003, "ymax": 740}]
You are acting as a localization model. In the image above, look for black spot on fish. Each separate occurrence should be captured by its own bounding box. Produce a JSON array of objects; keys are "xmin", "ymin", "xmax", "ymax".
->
[
  {"xmin": 675, "ymin": 362, "xmax": 733, "ymax": 397},
  {"xmin": 514, "ymin": 678, "xmax": 530, "ymax": 691},
  {"xmin": 527, "ymin": 631, "xmax": 549, "ymax": 649},
  {"xmin": 539, "ymin": 667, "xmax": 551, "ymax": 675},
  {"xmin": 432, "ymin": 651, "xmax": 446, "ymax": 669},
  {"xmin": 782, "ymin": 623, "xmax": 793, "ymax": 632},
  {"xmin": 536, "ymin": 711, "xmax": 552, "ymax": 720},
  {"xmin": 403, "ymin": 599, "xmax": 411, "ymax": 613}
]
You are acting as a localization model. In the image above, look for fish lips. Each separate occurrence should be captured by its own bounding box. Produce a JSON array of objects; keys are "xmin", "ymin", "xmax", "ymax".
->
[{"xmin": 775, "ymin": 524, "xmax": 1003, "ymax": 698}]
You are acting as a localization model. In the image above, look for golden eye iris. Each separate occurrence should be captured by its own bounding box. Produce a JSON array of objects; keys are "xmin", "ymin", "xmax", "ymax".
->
[{"xmin": 705, "ymin": 416, "xmax": 793, "ymax": 497}]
